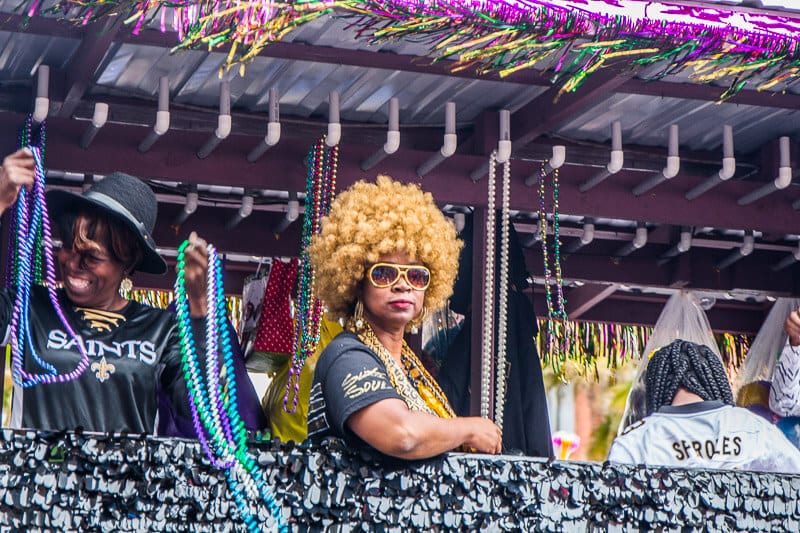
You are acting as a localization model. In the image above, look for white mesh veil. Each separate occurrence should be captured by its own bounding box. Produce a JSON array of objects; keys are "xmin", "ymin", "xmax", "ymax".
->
[
  {"xmin": 617, "ymin": 291, "xmax": 720, "ymax": 434},
  {"xmin": 735, "ymin": 298, "xmax": 800, "ymax": 395}
]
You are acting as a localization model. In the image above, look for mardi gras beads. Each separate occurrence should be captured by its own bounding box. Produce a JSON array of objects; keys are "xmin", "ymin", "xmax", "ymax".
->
[
  {"xmin": 537, "ymin": 160, "xmax": 570, "ymax": 372},
  {"xmin": 9, "ymin": 125, "xmax": 91, "ymax": 387},
  {"xmin": 285, "ymin": 138, "xmax": 337, "ymax": 412},
  {"xmin": 478, "ymin": 150, "xmax": 512, "ymax": 429},
  {"xmin": 480, "ymin": 150, "xmax": 498, "ymax": 420},
  {"xmin": 550, "ymin": 167, "xmax": 567, "ymax": 321},
  {"xmin": 494, "ymin": 150, "xmax": 511, "ymax": 432},
  {"xmin": 174, "ymin": 240, "xmax": 285, "ymax": 532}
]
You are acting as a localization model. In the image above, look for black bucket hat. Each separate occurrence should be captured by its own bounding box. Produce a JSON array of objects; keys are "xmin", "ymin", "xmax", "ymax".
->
[{"xmin": 46, "ymin": 172, "xmax": 167, "ymax": 274}]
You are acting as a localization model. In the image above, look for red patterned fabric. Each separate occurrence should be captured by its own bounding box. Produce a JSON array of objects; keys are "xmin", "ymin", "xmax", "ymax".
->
[{"xmin": 253, "ymin": 258, "xmax": 298, "ymax": 355}]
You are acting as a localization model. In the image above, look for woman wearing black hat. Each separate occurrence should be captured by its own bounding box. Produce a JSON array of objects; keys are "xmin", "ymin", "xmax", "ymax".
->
[{"xmin": 0, "ymin": 147, "xmax": 209, "ymax": 434}]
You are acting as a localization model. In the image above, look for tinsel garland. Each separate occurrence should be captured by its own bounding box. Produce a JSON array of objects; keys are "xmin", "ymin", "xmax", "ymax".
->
[
  {"xmin": 537, "ymin": 318, "xmax": 752, "ymax": 382},
  {"xmin": 122, "ymin": 288, "xmax": 243, "ymax": 332},
  {"xmin": 23, "ymin": 1, "xmax": 800, "ymax": 99}
]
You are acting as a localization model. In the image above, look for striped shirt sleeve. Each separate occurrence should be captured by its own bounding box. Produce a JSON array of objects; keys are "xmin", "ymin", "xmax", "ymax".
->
[{"xmin": 769, "ymin": 342, "xmax": 800, "ymax": 417}]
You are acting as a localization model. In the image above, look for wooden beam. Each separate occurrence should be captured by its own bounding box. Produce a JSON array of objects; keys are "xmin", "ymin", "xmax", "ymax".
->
[
  {"xmin": 511, "ymin": 69, "xmax": 638, "ymax": 148},
  {"xmin": 0, "ymin": 14, "xmax": 82, "ymax": 39},
  {"xmin": 527, "ymin": 247, "xmax": 798, "ymax": 295},
  {"xmin": 152, "ymin": 203, "xmax": 303, "ymax": 258},
  {"xmin": 618, "ymin": 79, "xmax": 800, "ymax": 110},
  {"xmin": 55, "ymin": 16, "xmax": 124, "ymax": 118},
  {"xmin": 0, "ymin": 112, "xmax": 796, "ymax": 236},
  {"xmin": 566, "ymin": 283, "xmax": 620, "ymax": 319}
]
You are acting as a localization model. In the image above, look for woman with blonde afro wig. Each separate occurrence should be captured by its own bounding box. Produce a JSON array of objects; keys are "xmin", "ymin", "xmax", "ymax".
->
[
  {"xmin": 306, "ymin": 175, "xmax": 502, "ymax": 460},
  {"xmin": 309, "ymin": 175, "xmax": 460, "ymax": 328}
]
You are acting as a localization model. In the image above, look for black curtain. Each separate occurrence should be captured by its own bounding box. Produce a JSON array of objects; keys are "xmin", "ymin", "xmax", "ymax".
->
[{"xmin": 437, "ymin": 214, "xmax": 553, "ymax": 458}]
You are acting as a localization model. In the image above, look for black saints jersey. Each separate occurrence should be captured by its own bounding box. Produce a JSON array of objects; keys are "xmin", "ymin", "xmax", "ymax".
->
[
  {"xmin": 0, "ymin": 285, "xmax": 204, "ymax": 434},
  {"xmin": 608, "ymin": 401, "xmax": 800, "ymax": 474}
]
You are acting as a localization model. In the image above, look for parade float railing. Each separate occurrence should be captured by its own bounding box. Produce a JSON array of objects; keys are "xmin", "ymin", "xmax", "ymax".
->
[{"xmin": 0, "ymin": 429, "xmax": 796, "ymax": 532}]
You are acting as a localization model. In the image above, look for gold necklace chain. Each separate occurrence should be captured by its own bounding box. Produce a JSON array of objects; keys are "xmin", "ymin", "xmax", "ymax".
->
[{"xmin": 352, "ymin": 322, "xmax": 454, "ymax": 418}]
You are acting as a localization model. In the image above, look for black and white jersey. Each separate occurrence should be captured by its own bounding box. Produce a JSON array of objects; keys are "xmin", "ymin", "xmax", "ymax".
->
[
  {"xmin": 608, "ymin": 401, "xmax": 800, "ymax": 474},
  {"xmin": 770, "ymin": 342, "xmax": 800, "ymax": 417},
  {"xmin": 0, "ymin": 285, "xmax": 204, "ymax": 434}
]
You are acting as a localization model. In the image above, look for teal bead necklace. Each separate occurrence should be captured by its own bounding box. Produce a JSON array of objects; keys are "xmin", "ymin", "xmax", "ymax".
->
[
  {"xmin": 174, "ymin": 240, "xmax": 285, "ymax": 532},
  {"xmin": 538, "ymin": 162, "xmax": 569, "ymax": 354}
]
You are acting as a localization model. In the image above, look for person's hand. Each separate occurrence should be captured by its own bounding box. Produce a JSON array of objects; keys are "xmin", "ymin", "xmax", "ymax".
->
[
  {"xmin": 0, "ymin": 148, "xmax": 35, "ymax": 212},
  {"xmin": 786, "ymin": 309, "xmax": 800, "ymax": 346},
  {"xmin": 181, "ymin": 231, "xmax": 209, "ymax": 317},
  {"xmin": 462, "ymin": 416, "xmax": 503, "ymax": 454}
]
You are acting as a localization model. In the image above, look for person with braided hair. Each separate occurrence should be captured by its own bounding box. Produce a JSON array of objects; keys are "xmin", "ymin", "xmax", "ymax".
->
[{"xmin": 608, "ymin": 339, "xmax": 800, "ymax": 473}]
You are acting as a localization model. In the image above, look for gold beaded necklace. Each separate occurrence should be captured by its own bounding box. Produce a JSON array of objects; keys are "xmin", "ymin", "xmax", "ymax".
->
[{"xmin": 351, "ymin": 321, "xmax": 455, "ymax": 418}]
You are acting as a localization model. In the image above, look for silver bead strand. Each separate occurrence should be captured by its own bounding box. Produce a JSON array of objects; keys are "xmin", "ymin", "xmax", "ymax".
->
[
  {"xmin": 480, "ymin": 151, "xmax": 498, "ymax": 419},
  {"xmin": 494, "ymin": 157, "xmax": 511, "ymax": 433}
]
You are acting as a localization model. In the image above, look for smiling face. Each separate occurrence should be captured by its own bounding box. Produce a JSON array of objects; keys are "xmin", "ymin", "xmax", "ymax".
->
[
  {"xmin": 361, "ymin": 251, "xmax": 427, "ymax": 335},
  {"xmin": 57, "ymin": 213, "xmax": 132, "ymax": 311}
]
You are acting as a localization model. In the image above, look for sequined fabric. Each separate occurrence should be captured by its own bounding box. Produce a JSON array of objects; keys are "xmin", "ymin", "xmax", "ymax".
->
[{"xmin": 0, "ymin": 429, "xmax": 797, "ymax": 531}]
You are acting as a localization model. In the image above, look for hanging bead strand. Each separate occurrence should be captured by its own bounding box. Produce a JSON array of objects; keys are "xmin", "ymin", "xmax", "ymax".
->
[
  {"xmin": 10, "ymin": 134, "xmax": 91, "ymax": 387},
  {"xmin": 537, "ymin": 163, "xmax": 555, "ymax": 319},
  {"xmin": 285, "ymin": 138, "xmax": 337, "ymax": 412},
  {"xmin": 494, "ymin": 155, "xmax": 511, "ymax": 433},
  {"xmin": 551, "ymin": 167, "xmax": 567, "ymax": 320},
  {"xmin": 480, "ymin": 151, "xmax": 498, "ymax": 419},
  {"xmin": 537, "ymin": 161, "xmax": 558, "ymax": 369}
]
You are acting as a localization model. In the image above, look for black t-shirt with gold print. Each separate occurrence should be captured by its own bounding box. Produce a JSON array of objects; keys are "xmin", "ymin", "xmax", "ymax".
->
[{"xmin": 307, "ymin": 332, "xmax": 403, "ymax": 447}]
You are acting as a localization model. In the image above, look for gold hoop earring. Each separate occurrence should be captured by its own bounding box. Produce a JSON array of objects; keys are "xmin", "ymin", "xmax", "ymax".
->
[
  {"xmin": 354, "ymin": 299, "xmax": 364, "ymax": 329},
  {"xmin": 410, "ymin": 306, "xmax": 428, "ymax": 335},
  {"xmin": 120, "ymin": 277, "xmax": 133, "ymax": 293}
]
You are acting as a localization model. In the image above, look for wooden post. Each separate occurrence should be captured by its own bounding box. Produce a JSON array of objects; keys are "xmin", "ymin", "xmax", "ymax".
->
[{"xmin": 470, "ymin": 207, "xmax": 494, "ymax": 418}]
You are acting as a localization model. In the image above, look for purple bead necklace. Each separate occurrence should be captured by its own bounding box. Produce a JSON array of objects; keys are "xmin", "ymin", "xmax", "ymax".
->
[
  {"xmin": 173, "ymin": 240, "xmax": 284, "ymax": 532},
  {"xmin": 10, "ymin": 142, "xmax": 90, "ymax": 387}
]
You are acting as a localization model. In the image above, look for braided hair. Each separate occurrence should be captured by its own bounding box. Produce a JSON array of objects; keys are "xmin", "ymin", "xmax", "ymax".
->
[{"xmin": 645, "ymin": 339, "xmax": 734, "ymax": 415}]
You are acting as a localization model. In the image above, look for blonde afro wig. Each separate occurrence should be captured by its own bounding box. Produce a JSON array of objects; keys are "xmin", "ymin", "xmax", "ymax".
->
[{"xmin": 308, "ymin": 175, "xmax": 462, "ymax": 325}]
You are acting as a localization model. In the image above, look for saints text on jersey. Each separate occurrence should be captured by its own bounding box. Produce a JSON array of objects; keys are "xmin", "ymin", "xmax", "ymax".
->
[{"xmin": 47, "ymin": 329, "xmax": 157, "ymax": 365}]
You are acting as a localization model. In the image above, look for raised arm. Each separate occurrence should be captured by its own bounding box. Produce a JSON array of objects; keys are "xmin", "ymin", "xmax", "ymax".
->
[
  {"xmin": 0, "ymin": 148, "xmax": 35, "ymax": 215},
  {"xmin": 347, "ymin": 398, "xmax": 502, "ymax": 459},
  {"xmin": 180, "ymin": 231, "xmax": 209, "ymax": 317}
]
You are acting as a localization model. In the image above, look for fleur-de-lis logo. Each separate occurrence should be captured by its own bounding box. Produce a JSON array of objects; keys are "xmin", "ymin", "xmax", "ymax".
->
[{"xmin": 91, "ymin": 357, "xmax": 116, "ymax": 383}]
